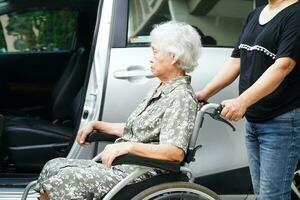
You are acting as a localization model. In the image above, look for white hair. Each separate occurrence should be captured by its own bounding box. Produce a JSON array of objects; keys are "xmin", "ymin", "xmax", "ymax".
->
[{"xmin": 150, "ymin": 21, "xmax": 202, "ymax": 73}]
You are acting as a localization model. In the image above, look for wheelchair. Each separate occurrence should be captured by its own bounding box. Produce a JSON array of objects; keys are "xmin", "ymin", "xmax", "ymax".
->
[
  {"xmin": 292, "ymin": 161, "xmax": 300, "ymax": 200},
  {"xmin": 21, "ymin": 103, "xmax": 236, "ymax": 200}
]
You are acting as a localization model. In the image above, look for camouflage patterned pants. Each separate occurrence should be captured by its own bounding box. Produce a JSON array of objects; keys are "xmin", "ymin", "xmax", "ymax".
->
[{"xmin": 34, "ymin": 158, "xmax": 130, "ymax": 200}]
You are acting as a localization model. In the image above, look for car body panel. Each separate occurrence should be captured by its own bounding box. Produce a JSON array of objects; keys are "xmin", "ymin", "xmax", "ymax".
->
[{"xmin": 103, "ymin": 47, "xmax": 248, "ymax": 177}]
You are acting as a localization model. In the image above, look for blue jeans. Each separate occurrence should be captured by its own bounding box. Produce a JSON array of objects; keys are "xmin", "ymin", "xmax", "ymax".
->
[{"xmin": 245, "ymin": 108, "xmax": 300, "ymax": 200}]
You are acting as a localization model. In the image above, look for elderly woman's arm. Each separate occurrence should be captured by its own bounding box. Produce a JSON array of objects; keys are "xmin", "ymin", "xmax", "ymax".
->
[
  {"xmin": 129, "ymin": 143, "xmax": 184, "ymax": 161},
  {"xmin": 101, "ymin": 92, "xmax": 197, "ymax": 167},
  {"xmin": 77, "ymin": 121, "xmax": 125, "ymax": 146},
  {"xmin": 92, "ymin": 121, "xmax": 125, "ymax": 137},
  {"xmin": 100, "ymin": 142, "xmax": 184, "ymax": 167}
]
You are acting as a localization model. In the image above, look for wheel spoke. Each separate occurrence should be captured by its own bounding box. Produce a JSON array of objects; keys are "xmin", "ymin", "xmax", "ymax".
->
[
  {"xmin": 148, "ymin": 191, "xmax": 214, "ymax": 200},
  {"xmin": 132, "ymin": 182, "xmax": 220, "ymax": 200}
]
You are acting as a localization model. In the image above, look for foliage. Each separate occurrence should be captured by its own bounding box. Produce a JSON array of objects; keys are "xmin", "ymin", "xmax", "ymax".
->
[
  {"xmin": 0, "ymin": 23, "xmax": 6, "ymax": 51},
  {"xmin": 0, "ymin": 10, "xmax": 77, "ymax": 52}
]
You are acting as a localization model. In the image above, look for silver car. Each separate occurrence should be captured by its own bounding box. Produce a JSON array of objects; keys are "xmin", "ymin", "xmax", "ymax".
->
[{"xmin": 2, "ymin": 0, "xmax": 299, "ymax": 199}]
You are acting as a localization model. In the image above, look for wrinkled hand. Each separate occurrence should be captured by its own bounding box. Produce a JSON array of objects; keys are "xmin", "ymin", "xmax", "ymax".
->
[
  {"xmin": 100, "ymin": 143, "xmax": 132, "ymax": 167},
  {"xmin": 221, "ymin": 97, "xmax": 247, "ymax": 121},
  {"xmin": 76, "ymin": 121, "xmax": 95, "ymax": 146}
]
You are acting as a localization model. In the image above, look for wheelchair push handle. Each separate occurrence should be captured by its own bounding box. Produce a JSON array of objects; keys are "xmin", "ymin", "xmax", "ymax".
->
[
  {"xmin": 199, "ymin": 102, "xmax": 236, "ymax": 132},
  {"xmin": 198, "ymin": 100, "xmax": 222, "ymax": 113}
]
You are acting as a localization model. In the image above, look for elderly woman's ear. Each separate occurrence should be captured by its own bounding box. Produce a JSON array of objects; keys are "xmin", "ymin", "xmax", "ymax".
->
[{"xmin": 171, "ymin": 55, "xmax": 180, "ymax": 66}]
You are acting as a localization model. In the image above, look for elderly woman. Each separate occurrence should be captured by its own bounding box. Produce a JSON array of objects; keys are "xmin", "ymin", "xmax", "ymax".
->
[{"xmin": 36, "ymin": 21, "xmax": 201, "ymax": 200}]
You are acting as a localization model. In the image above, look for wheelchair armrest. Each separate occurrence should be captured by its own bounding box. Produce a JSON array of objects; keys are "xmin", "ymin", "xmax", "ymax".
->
[
  {"xmin": 112, "ymin": 153, "xmax": 181, "ymax": 172},
  {"xmin": 85, "ymin": 130, "xmax": 119, "ymax": 143}
]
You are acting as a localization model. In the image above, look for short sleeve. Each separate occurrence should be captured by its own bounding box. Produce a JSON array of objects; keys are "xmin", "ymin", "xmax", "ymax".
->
[
  {"xmin": 231, "ymin": 9, "xmax": 257, "ymax": 58},
  {"xmin": 159, "ymin": 91, "xmax": 197, "ymax": 154},
  {"xmin": 276, "ymin": 11, "xmax": 300, "ymax": 63}
]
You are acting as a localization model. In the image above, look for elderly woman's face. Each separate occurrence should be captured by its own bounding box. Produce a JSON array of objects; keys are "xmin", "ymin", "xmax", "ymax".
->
[{"xmin": 150, "ymin": 44, "xmax": 175, "ymax": 78}]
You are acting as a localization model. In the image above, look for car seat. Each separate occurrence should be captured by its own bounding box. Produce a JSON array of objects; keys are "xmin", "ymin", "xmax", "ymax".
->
[{"xmin": 1, "ymin": 47, "xmax": 87, "ymax": 170}]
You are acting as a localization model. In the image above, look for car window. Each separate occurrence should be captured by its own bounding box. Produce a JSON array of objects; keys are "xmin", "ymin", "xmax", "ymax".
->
[
  {"xmin": 0, "ymin": 0, "xmax": 7, "ymax": 5},
  {"xmin": 0, "ymin": 10, "xmax": 78, "ymax": 52},
  {"xmin": 128, "ymin": 0, "xmax": 254, "ymax": 47}
]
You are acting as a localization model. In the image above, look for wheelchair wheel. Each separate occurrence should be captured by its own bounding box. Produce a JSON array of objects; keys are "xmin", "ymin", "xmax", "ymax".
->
[
  {"xmin": 292, "ymin": 161, "xmax": 300, "ymax": 200},
  {"xmin": 132, "ymin": 181, "xmax": 221, "ymax": 200}
]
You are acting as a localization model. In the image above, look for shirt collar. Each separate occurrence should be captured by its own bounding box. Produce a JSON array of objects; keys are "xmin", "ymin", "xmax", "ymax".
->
[{"xmin": 159, "ymin": 75, "xmax": 191, "ymax": 95}]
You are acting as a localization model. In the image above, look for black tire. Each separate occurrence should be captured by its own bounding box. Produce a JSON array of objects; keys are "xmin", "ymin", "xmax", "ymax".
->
[
  {"xmin": 132, "ymin": 181, "xmax": 221, "ymax": 200},
  {"xmin": 292, "ymin": 161, "xmax": 300, "ymax": 200}
]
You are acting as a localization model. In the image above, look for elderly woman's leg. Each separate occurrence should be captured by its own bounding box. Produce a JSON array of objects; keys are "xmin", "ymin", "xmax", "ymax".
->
[
  {"xmin": 35, "ymin": 158, "xmax": 128, "ymax": 200},
  {"xmin": 35, "ymin": 158, "xmax": 73, "ymax": 186}
]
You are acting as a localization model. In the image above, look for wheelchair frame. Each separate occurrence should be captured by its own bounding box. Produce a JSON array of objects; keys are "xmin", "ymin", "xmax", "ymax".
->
[
  {"xmin": 292, "ymin": 169, "xmax": 300, "ymax": 199},
  {"xmin": 22, "ymin": 103, "xmax": 231, "ymax": 200}
]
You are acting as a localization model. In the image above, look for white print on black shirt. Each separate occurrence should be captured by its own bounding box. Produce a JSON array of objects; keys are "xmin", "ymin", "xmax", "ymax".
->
[{"xmin": 239, "ymin": 44, "xmax": 276, "ymax": 60}]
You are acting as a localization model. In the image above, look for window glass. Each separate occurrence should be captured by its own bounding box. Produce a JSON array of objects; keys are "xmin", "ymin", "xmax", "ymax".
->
[
  {"xmin": 0, "ymin": 0, "xmax": 7, "ymax": 5},
  {"xmin": 128, "ymin": 0, "xmax": 253, "ymax": 47},
  {"xmin": 0, "ymin": 10, "xmax": 77, "ymax": 52}
]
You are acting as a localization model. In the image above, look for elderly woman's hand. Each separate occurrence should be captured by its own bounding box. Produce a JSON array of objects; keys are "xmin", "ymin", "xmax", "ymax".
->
[
  {"xmin": 100, "ymin": 142, "xmax": 133, "ymax": 167},
  {"xmin": 76, "ymin": 121, "xmax": 96, "ymax": 146},
  {"xmin": 221, "ymin": 97, "xmax": 247, "ymax": 121}
]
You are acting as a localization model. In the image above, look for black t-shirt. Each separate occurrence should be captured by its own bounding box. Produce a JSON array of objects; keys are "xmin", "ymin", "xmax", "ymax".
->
[{"xmin": 232, "ymin": 2, "xmax": 300, "ymax": 122}]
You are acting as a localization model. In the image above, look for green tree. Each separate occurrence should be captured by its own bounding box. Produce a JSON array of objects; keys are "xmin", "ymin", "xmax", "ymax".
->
[
  {"xmin": 0, "ymin": 23, "xmax": 7, "ymax": 51},
  {"xmin": 5, "ymin": 10, "xmax": 77, "ymax": 51}
]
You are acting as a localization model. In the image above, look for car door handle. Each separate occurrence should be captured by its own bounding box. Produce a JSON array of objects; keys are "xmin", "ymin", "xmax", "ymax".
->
[
  {"xmin": 114, "ymin": 70, "xmax": 154, "ymax": 79},
  {"xmin": 113, "ymin": 66, "xmax": 154, "ymax": 79}
]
